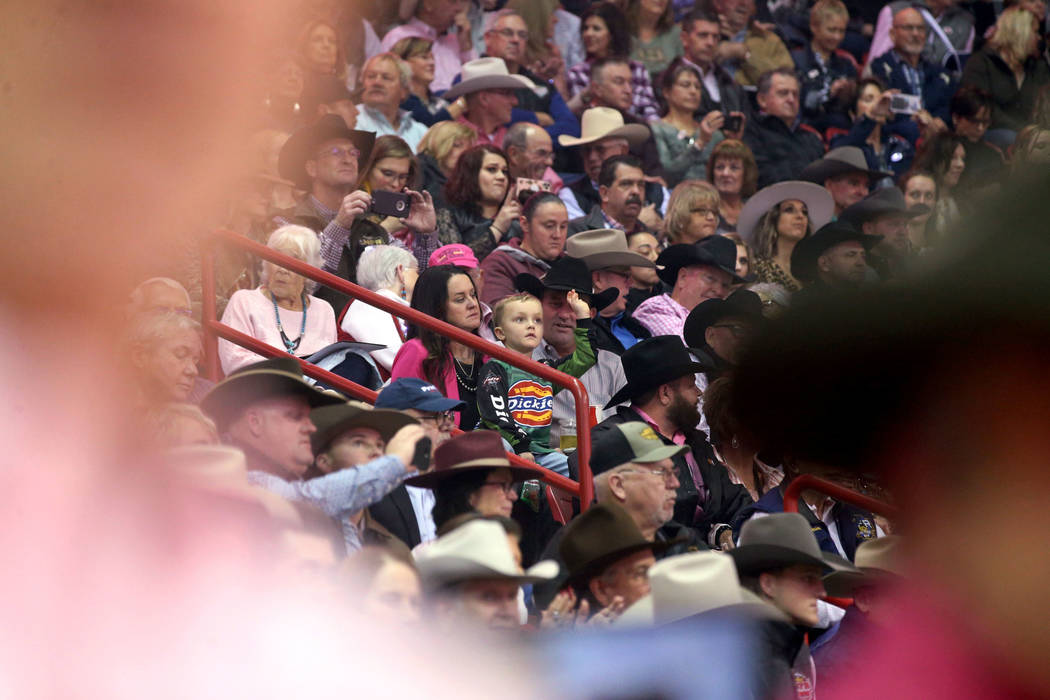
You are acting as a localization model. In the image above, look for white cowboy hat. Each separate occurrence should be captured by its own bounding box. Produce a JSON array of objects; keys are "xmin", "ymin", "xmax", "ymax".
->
[
  {"xmin": 615, "ymin": 551, "xmax": 785, "ymax": 627},
  {"xmin": 441, "ymin": 57, "xmax": 536, "ymax": 101},
  {"xmin": 557, "ymin": 107, "xmax": 651, "ymax": 148},
  {"xmin": 415, "ymin": 519, "xmax": 559, "ymax": 588},
  {"xmin": 736, "ymin": 180, "xmax": 836, "ymax": 247}
]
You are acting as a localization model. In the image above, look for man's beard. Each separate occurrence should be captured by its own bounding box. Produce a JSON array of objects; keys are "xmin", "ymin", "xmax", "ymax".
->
[{"xmin": 667, "ymin": 388, "xmax": 701, "ymax": 432}]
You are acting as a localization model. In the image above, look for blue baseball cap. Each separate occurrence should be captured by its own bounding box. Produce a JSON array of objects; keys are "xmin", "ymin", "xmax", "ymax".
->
[{"xmin": 375, "ymin": 378, "xmax": 466, "ymax": 412}]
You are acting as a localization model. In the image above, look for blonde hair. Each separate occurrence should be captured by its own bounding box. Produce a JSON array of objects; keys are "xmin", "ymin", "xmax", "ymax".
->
[
  {"xmin": 665, "ymin": 180, "xmax": 721, "ymax": 243},
  {"xmin": 418, "ymin": 121, "xmax": 478, "ymax": 167},
  {"xmin": 143, "ymin": 403, "xmax": 219, "ymax": 449},
  {"xmin": 492, "ymin": 292, "xmax": 541, "ymax": 328},
  {"xmin": 810, "ymin": 0, "xmax": 848, "ymax": 26},
  {"xmin": 989, "ymin": 6, "xmax": 1039, "ymax": 64}
]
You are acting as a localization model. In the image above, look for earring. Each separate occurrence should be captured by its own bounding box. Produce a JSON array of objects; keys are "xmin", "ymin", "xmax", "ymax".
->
[{"xmin": 731, "ymin": 435, "xmax": 739, "ymax": 449}]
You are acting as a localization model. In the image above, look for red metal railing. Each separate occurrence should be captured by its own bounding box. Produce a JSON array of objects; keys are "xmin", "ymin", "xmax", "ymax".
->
[
  {"xmin": 783, "ymin": 474, "xmax": 899, "ymax": 608},
  {"xmin": 201, "ymin": 228, "xmax": 594, "ymax": 506}
]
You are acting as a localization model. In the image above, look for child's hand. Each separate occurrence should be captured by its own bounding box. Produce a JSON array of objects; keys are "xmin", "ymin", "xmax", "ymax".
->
[{"xmin": 566, "ymin": 289, "xmax": 591, "ymax": 320}]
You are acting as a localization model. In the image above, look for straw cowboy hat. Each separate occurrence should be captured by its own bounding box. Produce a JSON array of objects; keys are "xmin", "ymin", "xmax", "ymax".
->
[
  {"xmin": 402, "ymin": 429, "xmax": 543, "ymax": 488},
  {"xmin": 415, "ymin": 519, "xmax": 559, "ymax": 588},
  {"xmin": 514, "ymin": 256, "xmax": 619, "ymax": 312},
  {"xmin": 823, "ymin": 535, "xmax": 906, "ymax": 597},
  {"xmin": 441, "ymin": 57, "xmax": 537, "ymax": 101},
  {"xmin": 616, "ymin": 551, "xmax": 785, "ymax": 627},
  {"xmin": 728, "ymin": 512, "xmax": 860, "ymax": 576},
  {"xmin": 200, "ymin": 356, "xmax": 344, "ymax": 431},
  {"xmin": 736, "ymin": 180, "xmax": 836, "ymax": 248},
  {"xmin": 278, "ymin": 114, "xmax": 376, "ymax": 189},
  {"xmin": 558, "ymin": 107, "xmax": 651, "ymax": 148},
  {"xmin": 565, "ymin": 228, "xmax": 657, "ymax": 271},
  {"xmin": 799, "ymin": 146, "xmax": 893, "ymax": 185},
  {"xmin": 309, "ymin": 400, "xmax": 419, "ymax": 455}
]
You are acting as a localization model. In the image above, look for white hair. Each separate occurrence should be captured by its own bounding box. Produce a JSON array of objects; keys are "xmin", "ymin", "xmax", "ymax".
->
[
  {"xmin": 125, "ymin": 311, "xmax": 201, "ymax": 353},
  {"xmin": 261, "ymin": 224, "xmax": 322, "ymax": 294},
  {"xmin": 127, "ymin": 277, "xmax": 190, "ymax": 315},
  {"xmin": 355, "ymin": 245, "xmax": 417, "ymax": 292},
  {"xmin": 366, "ymin": 53, "xmax": 412, "ymax": 92},
  {"xmin": 484, "ymin": 8, "xmax": 524, "ymax": 35}
]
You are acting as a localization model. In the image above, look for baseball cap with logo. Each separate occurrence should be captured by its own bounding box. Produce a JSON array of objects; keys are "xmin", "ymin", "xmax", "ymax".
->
[
  {"xmin": 375, "ymin": 377, "xmax": 466, "ymax": 412},
  {"xmin": 429, "ymin": 243, "xmax": 480, "ymax": 269},
  {"xmin": 589, "ymin": 421, "xmax": 687, "ymax": 475}
]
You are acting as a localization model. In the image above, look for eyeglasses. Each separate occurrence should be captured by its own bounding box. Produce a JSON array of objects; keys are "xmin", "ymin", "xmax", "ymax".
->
[
  {"xmin": 491, "ymin": 27, "xmax": 529, "ymax": 40},
  {"xmin": 690, "ymin": 207, "xmax": 719, "ymax": 218},
  {"xmin": 621, "ymin": 465, "xmax": 680, "ymax": 481},
  {"xmin": 316, "ymin": 146, "xmax": 361, "ymax": 160},
  {"xmin": 711, "ymin": 323, "xmax": 750, "ymax": 338},
  {"xmin": 417, "ymin": 410, "xmax": 456, "ymax": 428},
  {"xmin": 480, "ymin": 480, "xmax": 518, "ymax": 496}
]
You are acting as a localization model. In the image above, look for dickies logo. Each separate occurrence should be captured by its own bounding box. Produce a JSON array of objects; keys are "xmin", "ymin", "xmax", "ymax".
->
[{"xmin": 507, "ymin": 380, "xmax": 553, "ymax": 427}]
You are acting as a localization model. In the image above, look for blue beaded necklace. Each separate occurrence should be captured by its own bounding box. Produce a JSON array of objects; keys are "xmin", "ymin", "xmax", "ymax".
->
[{"xmin": 269, "ymin": 290, "xmax": 308, "ymax": 354}]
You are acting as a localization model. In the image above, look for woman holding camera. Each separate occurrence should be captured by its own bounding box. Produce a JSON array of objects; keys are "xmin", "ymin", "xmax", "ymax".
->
[
  {"xmin": 434, "ymin": 144, "xmax": 521, "ymax": 263},
  {"xmin": 829, "ymin": 77, "xmax": 916, "ymax": 180}
]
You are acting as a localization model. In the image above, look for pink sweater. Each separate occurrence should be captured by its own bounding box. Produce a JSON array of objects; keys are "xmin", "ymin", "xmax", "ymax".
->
[{"xmin": 219, "ymin": 288, "xmax": 337, "ymax": 374}]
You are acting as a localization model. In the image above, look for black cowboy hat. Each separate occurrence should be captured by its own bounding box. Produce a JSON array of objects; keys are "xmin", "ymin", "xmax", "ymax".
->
[
  {"xmin": 200, "ymin": 356, "xmax": 344, "ymax": 431},
  {"xmin": 683, "ymin": 289, "xmax": 766, "ymax": 350},
  {"xmin": 799, "ymin": 146, "xmax": 893, "ymax": 184},
  {"xmin": 838, "ymin": 186, "xmax": 930, "ymax": 227},
  {"xmin": 278, "ymin": 114, "xmax": 376, "ymax": 189},
  {"xmin": 656, "ymin": 236, "xmax": 744, "ymax": 287},
  {"xmin": 789, "ymin": 220, "xmax": 883, "ymax": 284},
  {"xmin": 559, "ymin": 502, "xmax": 681, "ymax": 585},
  {"xmin": 514, "ymin": 256, "xmax": 619, "ymax": 312},
  {"xmin": 605, "ymin": 335, "xmax": 711, "ymax": 408}
]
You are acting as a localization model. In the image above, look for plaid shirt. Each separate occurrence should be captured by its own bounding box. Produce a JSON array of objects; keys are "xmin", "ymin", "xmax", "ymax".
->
[
  {"xmin": 631, "ymin": 293, "xmax": 689, "ymax": 339},
  {"xmin": 567, "ymin": 59, "xmax": 660, "ymax": 123}
]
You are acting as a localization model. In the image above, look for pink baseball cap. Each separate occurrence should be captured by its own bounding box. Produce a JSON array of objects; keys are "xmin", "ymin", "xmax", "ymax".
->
[{"xmin": 429, "ymin": 244, "xmax": 480, "ymax": 269}]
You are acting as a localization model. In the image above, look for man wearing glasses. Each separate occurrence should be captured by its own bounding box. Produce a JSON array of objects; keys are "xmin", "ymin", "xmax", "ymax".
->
[
  {"xmin": 369, "ymin": 378, "xmax": 466, "ymax": 547},
  {"xmin": 683, "ymin": 289, "xmax": 765, "ymax": 387}
]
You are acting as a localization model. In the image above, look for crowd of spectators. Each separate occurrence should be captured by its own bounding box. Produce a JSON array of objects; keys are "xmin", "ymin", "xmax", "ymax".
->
[{"xmin": 124, "ymin": 0, "xmax": 1050, "ymax": 695}]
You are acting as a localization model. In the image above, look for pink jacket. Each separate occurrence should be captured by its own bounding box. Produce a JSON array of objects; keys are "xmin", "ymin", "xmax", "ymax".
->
[{"xmin": 390, "ymin": 338, "xmax": 490, "ymax": 428}]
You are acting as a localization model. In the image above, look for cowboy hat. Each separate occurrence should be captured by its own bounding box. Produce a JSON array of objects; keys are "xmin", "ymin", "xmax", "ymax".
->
[
  {"xmin": 736, "ymin": 181, "xmax": 835, "ymax": 248},
  {"xmin": 683, "ymin": 289, "xmax": 765, "ymax": 350},
  {"xmin": 728, "ymin": 512, "xmax": 860, "ymax": 576},
  {"xmin": 514, "ymin": 256, "xmax": 620, "ymax": 312},
  {"xmin": 589, "ymin": 421, "xmax": 687, "ymax": 475},
  {"xmin": 309, "ymin": 400, "xmax": 419, "ymax": 455},
  {"xmin": 799, "ymin": 146, "xmax": 893, "ymax": 184},
  {"xmin": 402, "ymin": 430, "xmax": 543, "ymax": 488},
  {"xmin": 565, "ymin": 228, "xmax": 656, "ymax": 271},
  {"xmin": 441, "ymin": 57, "xmax": 537, "ymax": 101},
  {"xmin": 616, "ymin": 551, "xmax": 786, "ymax": 627},
  {"xmin": 558, "ymin": 107, "xmax": 651, "ymax": 148},
  {"xmin": 200, "ymin": 356, "xmax": 344, "ymax": 431},
  {"xmin": 604, "ymin": 336, "xmax": 711, "ymax": 409},
  {"xmin": 838, "ymin": 186, "xmax": 930, "ymax": 227},
  {"xmin": 278, "ymin": 114, "xmax": 376, "ymax": 189},
  {"xmin": 656, "ymin": 235, "xmax": 743, "ymax": 287},
  {"xmin": 559, "ymin": 502, "xmax": 680, "ymax": 585},
  {"xmin": 416, "ymin": 519, "xmax": 559, "ymax": 588},
  {"xmin": 789, "ymin": 220, "xmax": 882, "ymax": 284},
  {"xmin": 823, "ymin": 535, "xmax": 906, "ymax": 597}
]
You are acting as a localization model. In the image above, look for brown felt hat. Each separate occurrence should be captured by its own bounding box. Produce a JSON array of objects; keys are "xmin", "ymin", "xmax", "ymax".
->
[
  {"xmin": 559, "ymin": 502, "xmax": 680, "ymax": 584},
  {"xmin": 402, "ymin": 430, "xmax": 544, "ymax": 488}
]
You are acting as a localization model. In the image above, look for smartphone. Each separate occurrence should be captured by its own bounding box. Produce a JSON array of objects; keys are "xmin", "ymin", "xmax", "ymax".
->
[
  {"xmin": 371, "ymin": 190, "xmax": 411, "ymax": 218},
  {"xmin": 411, "ymin": 437, "xmax": 432, "ymax": 472},
  {"xmin": 889, "ymin": 93, "xmax": 922, "ymax": 115},
  {"xmin": 515, "ymin": 177, "xmax": 552, "ymax": 205},
  {"xmin": 723, "ymin": 114, "xmax": 743, "ymax": 132}
]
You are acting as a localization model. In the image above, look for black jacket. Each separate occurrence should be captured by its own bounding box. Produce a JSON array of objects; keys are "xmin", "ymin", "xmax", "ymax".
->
[
  {"xmin": 743, "ymin": 112, "xmax": 826, "ymax": 189},
  {"xmin": 568, "ymin": 205, "xmax": 653, "ymax": 238},
  {"xmin": 961, "ymin": 47, "xmax": 1050, "ymax": 132},
  {"xmin": 566, "ymin": 176, "xmax": 665, "ymax": 220},
  {"xmin": 590, "ymin": 311, "xmax": 652, "ymax": 356},
  {"xmin": 367, "ymin": 485, "xmax": 422, "ymax": 549},
  {"xmin": 592, "ymin": 405, "xmax": 754, "ymax": 543},
  {"xmin": 754, "ymin": 618, "xmax": 815, "ymax": 700}
]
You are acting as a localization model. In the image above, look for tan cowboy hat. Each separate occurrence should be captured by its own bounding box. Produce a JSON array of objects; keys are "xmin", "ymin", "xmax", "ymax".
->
[
  {"xmin": 615, "ymin": 551, "xmax": 785, "ymax": 627},
  {"xmin": 799, "ymin": 146, "xmax": 893, "ymax": 184},
  {"xmin": 565, "ymin": 228, "xmax": 656, "ymax": 271},
  {"xmin": 309, "ymin": 400, "xmax": 419, "ymax": 455},
  {"xmin": 558, "ymin": 107, "xmax": 651, "ymax": 148},
  {"xmin": 736, "ymin": 181, "xmax": 835, "ymax": 247},
  {"xmin": 415, "ymin": 519, "xmax": 559, "ymax": 588},
  {"xmin": 441, "ymin": 57, "xmax": 536, "ymax": 101},
  {"xmin": 823, "ymin": 535, "xmax": 906, "ymax": 597}
]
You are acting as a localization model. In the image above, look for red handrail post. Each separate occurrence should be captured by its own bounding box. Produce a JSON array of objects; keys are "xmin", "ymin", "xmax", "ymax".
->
[
  {"xmin": 783, "ymin": 474, "xmax": 900, "ymax": 519},
  {"xmin": 200, "ymin": 239, "xmax": 221, "ymax": 382}
]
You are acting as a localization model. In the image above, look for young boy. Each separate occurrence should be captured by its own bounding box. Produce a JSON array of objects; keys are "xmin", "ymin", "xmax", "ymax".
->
[
  {"xmin": 477, "ymin": 290, "xmax": 594, "ymax": 477},
  {"xmin": 792, "ymin": 0, "xmax": 859, "ymax": 134}
]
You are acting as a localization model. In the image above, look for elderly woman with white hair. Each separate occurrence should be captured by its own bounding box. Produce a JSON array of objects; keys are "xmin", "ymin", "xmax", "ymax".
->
[
  {"xmin": 218, "ymin": 224, "xmax": 337, "ymax": 374},
  {"xmin": 340, "ymin": 244, "xmax": 419, "ymax": 371},
  {"xmin": 127, "ymin": 311, "xmax": 204, "ymax": 404}
]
